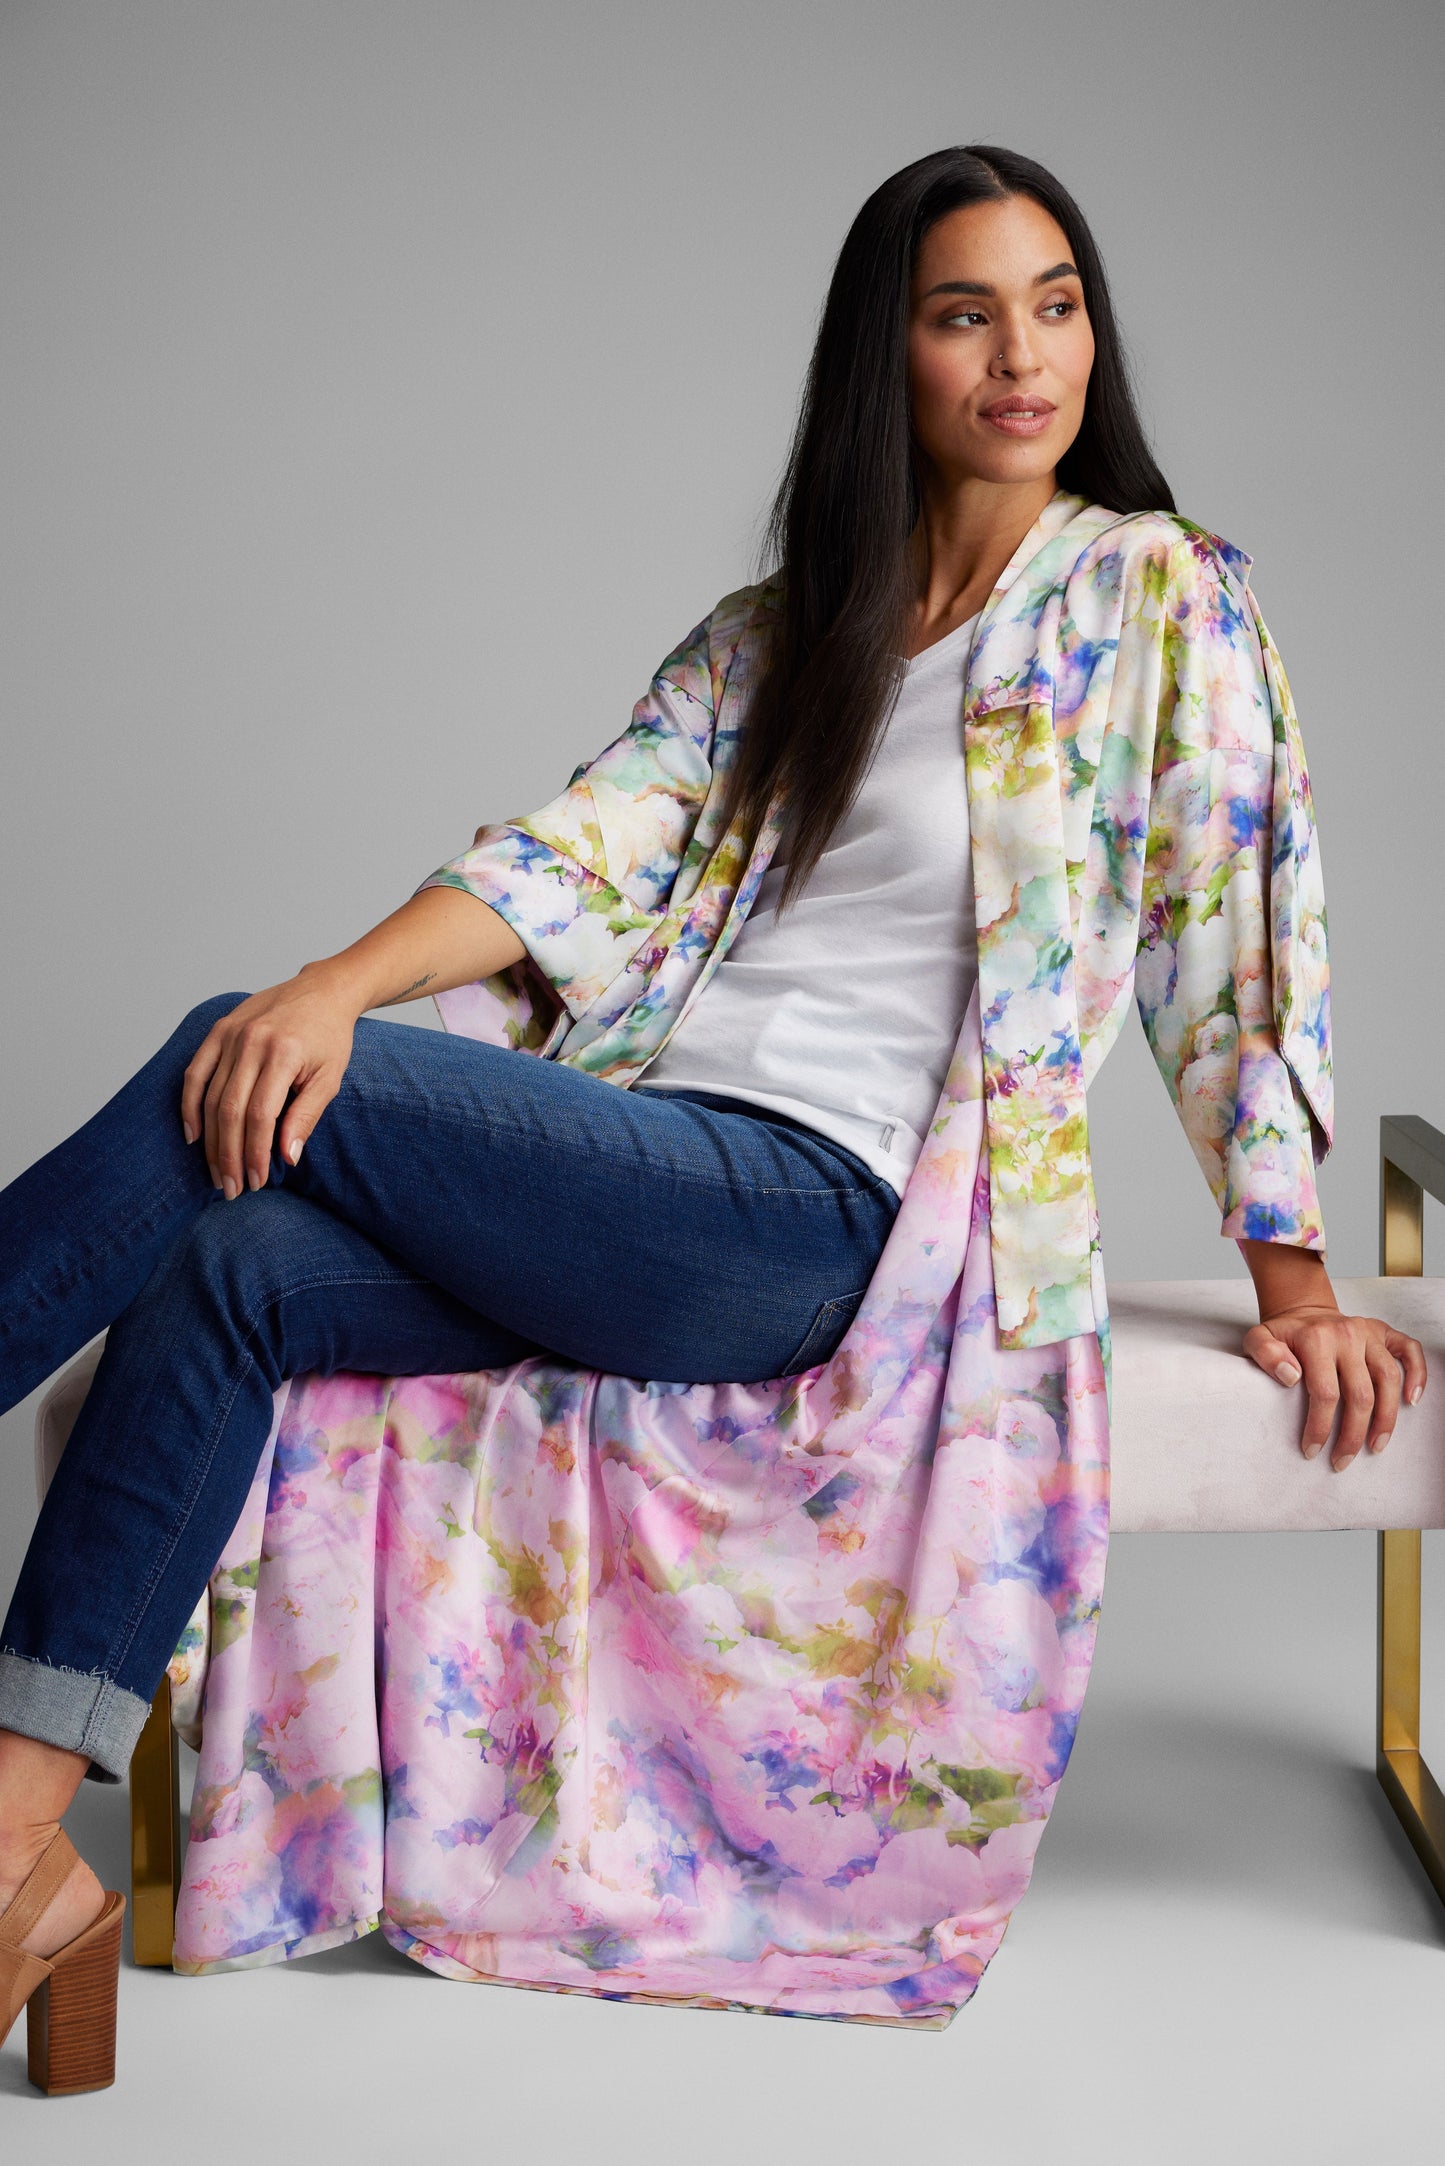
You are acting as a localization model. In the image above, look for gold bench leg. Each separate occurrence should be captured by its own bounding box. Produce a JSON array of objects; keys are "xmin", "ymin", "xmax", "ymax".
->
[
  {"xmin": 129, "ymin": 1678, "xmax": 180, "ymax": 1967},
  {"xmin": 1378, "ymin": 1529, "xmax": 1445, "ymax": 1903},
  {"xmin": 1378, "ymin": 1120, "xmax": 1445, "ymax": 1905}
]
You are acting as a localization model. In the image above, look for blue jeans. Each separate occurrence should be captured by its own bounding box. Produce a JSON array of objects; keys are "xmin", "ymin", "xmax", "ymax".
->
[{"xmin": 0, "ymin": 994, "xmax": 899, "ymax": 1780}]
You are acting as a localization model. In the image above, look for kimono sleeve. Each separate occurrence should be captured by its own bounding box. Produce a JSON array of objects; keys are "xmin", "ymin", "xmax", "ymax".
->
[
  {"xmin": 415, "ymin": 617, "xmax": 717, "ymax": 1032},
  {"xmin": 1134, "ymin": 533, "xmax": 1333, "ymax": 1248}
]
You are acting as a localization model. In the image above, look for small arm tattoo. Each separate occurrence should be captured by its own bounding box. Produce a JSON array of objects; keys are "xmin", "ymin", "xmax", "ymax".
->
[{"xmin": 387, "ymin": 972, "xmax": 437, "ymax": 1003}]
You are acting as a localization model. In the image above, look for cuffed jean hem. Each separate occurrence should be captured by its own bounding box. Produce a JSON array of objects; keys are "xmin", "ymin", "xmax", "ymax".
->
[{"xmin": 0, "ymin": 1648, "xmax": 153, "ymax": 1785}]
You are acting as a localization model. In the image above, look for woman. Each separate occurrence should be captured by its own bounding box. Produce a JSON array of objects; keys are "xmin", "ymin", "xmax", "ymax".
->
[{"xmin": 0, "ymin": 144, "xmax": 1428, "ymax": 2069}]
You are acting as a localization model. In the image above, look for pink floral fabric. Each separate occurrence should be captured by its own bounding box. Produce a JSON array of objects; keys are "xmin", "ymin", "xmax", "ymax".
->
[
  {"xmin": 167, "ymin": 496, "xmax": 1329, "ymax": 2025},
  {"xmin": 422, "ymin": 499, "xmax": 1332, "ymax": 1350},
  {"xmin": 174, "ymin": 996, "xmax": 1109, "ymax": 2026}
]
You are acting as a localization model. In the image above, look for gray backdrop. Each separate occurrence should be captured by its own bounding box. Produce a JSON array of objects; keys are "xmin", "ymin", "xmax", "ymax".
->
[
  {"xmin": 3, "ymin": 3, "xmax": 1445, "ymax": 2153},
  {"xmin": 3, "ymin": 4, "xmax": 1442, "ymax": 1600}
]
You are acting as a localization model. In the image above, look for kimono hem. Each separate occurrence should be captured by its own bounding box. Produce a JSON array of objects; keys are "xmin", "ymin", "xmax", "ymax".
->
[{"xmin": 173, "ymin": 995, "xmax": 1110, "ymax": 2027}]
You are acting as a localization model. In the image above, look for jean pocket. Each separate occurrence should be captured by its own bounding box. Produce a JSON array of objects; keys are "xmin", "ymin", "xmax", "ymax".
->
[{"xmin": 780, "ymin": 1289, "xmax": 869, "ymax": 1377}]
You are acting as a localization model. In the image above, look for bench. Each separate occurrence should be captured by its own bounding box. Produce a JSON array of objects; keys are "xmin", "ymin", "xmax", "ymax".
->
[{"xmin": 32, "ymin": 1116, "xmax": 1445, "ymax": 1967}]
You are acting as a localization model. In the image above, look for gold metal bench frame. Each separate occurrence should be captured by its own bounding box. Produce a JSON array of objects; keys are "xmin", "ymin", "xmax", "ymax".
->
[
  {"xmin": 1378, "ymin": 1113, "xmax": 1445, "ymax": 1901},
  {"xmin": 123, "ymin": 1113, "xmax": 1445, "ymax": 1967},
  {"xmin": 128, "ymin": 1682, "xmax": 180, "ymax": 1966}
]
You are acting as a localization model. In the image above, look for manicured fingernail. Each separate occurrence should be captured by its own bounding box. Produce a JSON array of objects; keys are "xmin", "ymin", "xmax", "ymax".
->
[
  {"xmin": 1410, "ymin": 1385, "xmax": 1424, "ymax": 1405},
  {"xmin": 1332, "ymin": 1455, "xmax": 1354, "ymax": 1472},
  {"xmin": 1371, "ymin": 1432, "xmax": 1392, "ymax": 1453},
  {"xmin": 183, "ymin": 1122, "xmax": 196, "ymax": 1146},
  {"xmin": 287, "ymin": 1138, "xmax": 303, "ymax": 1166},
  {"xmin": 248, "ymin": 1169, "xmax": 262, "ymax": 1192},
  {"xmin": 208, "ymin": 1162, "xmax": 221, "ymax": 1189},
  {"xmin": 1276, "ymin": 1362, "xmax": 1301, "ymax": 1385},
  {"xmin": 223, "ymin": 1175, "xmax": 238, "ymax": 1201},
  {"xmin": 1302, "ymin": 1441, "xmax": 1322, "ymax": 1459}
]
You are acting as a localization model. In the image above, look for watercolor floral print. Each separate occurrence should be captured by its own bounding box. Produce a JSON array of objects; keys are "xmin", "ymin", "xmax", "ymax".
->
[{"xmin": 167, "ymin": 494, "xmax": 1331, "ymax": 2024}]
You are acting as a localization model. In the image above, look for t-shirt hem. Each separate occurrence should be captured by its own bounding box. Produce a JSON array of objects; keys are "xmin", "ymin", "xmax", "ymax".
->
[{"xmin": 633, "ymin": 1077, "xmax": 919, "ymax": 1195}]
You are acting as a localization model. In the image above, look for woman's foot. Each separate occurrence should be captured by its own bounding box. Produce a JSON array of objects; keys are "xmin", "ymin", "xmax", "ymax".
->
[
  {"xmin": 0, "ymin": 1826, "xmax": 106, "ymax": 1958},
  {"xmin": 0, "ymin": 1731, "xmax": 101, "ymax": 1957},
  {"xmin": 0, "ymin": 1826, "xmax": 125, "ymax": 2094},
  {"xmin": 0, "ymin": 1731, "xmax": 118, "ymax": 2093}
]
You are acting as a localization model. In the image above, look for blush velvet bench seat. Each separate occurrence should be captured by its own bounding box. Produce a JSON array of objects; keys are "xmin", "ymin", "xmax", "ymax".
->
[{"xmin": 31, "ymin": 1116, "xmax": 1445, "ymax": 1969}]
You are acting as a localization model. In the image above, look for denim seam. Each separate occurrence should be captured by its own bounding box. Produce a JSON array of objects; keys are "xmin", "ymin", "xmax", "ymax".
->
[
  {"xmin": 0, "ymin": 1647, "xmax": 115, "ymax": 1757},
  {"xmin": 781, "ymin": 1287, "xmax": 871, "ymax": 1374},
  {"xmin": 0, "ymin": 1161, "xmax": 201, "ymax": 1344},
  {"xmin": 0, "ymin": 1649, "xmax": 150, "ymax": 1782},
  {"xmin": 79, "ymin": 1674, "xmax": 117, "ymax": 1762},
  {"xmin": 96, "ymin": 1265, "xmax": 432, "ymax": 1685}
]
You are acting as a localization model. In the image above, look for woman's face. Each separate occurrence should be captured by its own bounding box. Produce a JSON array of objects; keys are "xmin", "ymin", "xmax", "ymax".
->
[{"xmin": 907, "ymin": 193, "xmax": 1095, "ymax": 493}]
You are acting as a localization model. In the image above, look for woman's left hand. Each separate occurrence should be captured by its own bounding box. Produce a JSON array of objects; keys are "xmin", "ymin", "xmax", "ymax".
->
[{"xmin": 1243, "ymin": 1306, "xmax": 1427, "ymax": 1471}]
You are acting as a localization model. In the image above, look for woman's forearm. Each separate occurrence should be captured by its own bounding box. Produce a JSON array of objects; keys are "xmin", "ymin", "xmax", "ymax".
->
[
  {"xmin": 296, "ymin": 886, "xmax": 527, "ymax": 1018},
  {"xmin": 1238, "ymin": 1236, "xmax": 1338, "ymax": 1321}
]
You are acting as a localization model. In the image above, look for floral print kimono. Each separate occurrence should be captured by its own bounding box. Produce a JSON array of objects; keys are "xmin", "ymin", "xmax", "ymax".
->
[{"xmin": 171, "ymin": 492, "xmax": 1332, "ymax": 2026}]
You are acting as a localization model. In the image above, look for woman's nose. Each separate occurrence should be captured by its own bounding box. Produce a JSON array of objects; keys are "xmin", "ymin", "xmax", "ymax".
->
[{"xmin": 992, "ymin": 319, "xmax": 1042, "ymax": 376}]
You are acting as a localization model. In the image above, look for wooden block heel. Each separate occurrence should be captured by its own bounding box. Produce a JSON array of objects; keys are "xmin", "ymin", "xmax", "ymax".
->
[
  {"xmin": 1, "ymin": 1829, "xmax": 125, "ymax": 2096},
  {"xmin": 26, "ymin": 1891, "xmax": 125, "ymax": 2095}
]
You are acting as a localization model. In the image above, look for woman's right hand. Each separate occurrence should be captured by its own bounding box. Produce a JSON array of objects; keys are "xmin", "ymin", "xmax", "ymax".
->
[
  {"xmin": 180, "ymin": 966, "xmax": 362, "ymax": 1196},
  {"xmin": 179, "ymin": 887, "xmax": 527, "ymax": 1195}
]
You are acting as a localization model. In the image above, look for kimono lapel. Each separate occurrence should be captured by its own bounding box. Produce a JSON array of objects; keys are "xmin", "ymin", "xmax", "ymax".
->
[
  {"xmin": 647, "ymin": 491, "xmax": 1130, "ymax": 1351},
  {"xmin": 962, "ymin": 496, "xmax": 1124, "ymax": 1348}
]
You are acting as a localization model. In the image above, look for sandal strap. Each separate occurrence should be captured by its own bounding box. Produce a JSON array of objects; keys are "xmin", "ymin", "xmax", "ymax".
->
[
  {"xmin": 0, "ymin": 1939, "xmax": 55, "ymax": 2052},
  {"xmin": 0, "ymin": 1828, "xmax": 80, "ymax": 1951}
]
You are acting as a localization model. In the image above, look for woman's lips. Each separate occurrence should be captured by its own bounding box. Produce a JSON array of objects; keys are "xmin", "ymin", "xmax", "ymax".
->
[{"xmin": 980, "ymin": 400, "xmax": 1056, "ymax": 437}]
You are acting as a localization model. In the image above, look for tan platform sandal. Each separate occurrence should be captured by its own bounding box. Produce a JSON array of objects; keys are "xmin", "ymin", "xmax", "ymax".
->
[{"xmin": 0, "ymin": 1828, "xmax": 125, "ymax": 2095}]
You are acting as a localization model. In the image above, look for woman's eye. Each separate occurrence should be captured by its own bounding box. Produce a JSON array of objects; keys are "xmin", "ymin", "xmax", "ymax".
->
[
  {"xmin": 944, "ymin": 308, "xmax": 988, "ymax": 328},
  {"xmin": 1042, "ymin": 299, "xmax": 1078, "ymax": 319}
]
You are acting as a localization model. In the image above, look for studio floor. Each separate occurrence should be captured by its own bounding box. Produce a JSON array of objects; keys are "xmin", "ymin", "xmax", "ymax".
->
[{"xmin": 4, "ymin": 1528, "xmax": 1444, "ymax": 2165}]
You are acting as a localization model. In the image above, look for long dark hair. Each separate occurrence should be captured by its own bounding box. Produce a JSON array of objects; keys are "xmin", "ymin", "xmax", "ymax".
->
[{"xmin": 730, "ymin": 144, "xmax": 1175, "ymax": 909}]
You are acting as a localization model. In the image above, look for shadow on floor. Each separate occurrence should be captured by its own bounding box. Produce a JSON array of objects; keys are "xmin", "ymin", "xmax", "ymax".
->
[
  {"xmin": 287, "ymin": 1928, "xmax": 430, "ymax": 1980},
  {"xmin": 1041, "ymin": 1698, "xmax": 1445, "ymax": 1951}
]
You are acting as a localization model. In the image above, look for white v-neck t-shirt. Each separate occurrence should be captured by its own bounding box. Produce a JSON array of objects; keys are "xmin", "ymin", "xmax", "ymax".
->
[{"xmin": 638, "ymin": 612, "xmax": 980, "ymax": 1193}]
